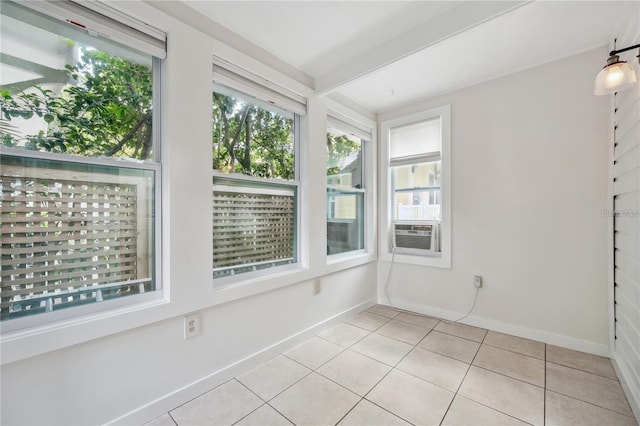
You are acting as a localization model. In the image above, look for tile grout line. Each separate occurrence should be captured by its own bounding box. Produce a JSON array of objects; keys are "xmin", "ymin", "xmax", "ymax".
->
[
  {"xmin": 353, "ymin": 318, "xmax": 442, "ymax": 426},
  {"xmin": 544, "ymin": 388, "xmax": 637, "ymax": 419},
  {"xmin": 481, "ymin": 340, "xmax": 546, "ymax": 361},
  {"xmin": 546, "ymin": 359, "xmax": 623, "ymax": 380},
  {"xmin": 440, "ymin": 331, "xmax": 540, "ymax": 426},
  {"xmin": 161, "ymin": 306, "xmax": 635, "ymax": 426},
  {"xmin": 544, "ymin": 343, "xmax": 547, "ymax": 426},
  {"xmin": 331, "ymin": 396, "xmax": 365, "ymax": 426},
  {"xmin": 438, "ymin": 328, "xmax": 487, "ymax": 425}
]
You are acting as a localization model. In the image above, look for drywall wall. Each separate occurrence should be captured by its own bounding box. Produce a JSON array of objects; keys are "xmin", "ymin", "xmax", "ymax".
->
[
  {"xmin": 378, "ymin": 47, "xmax": 611, "ymax": 353},
  {"xmin": 0, "ymin": 3, "xmax": 377, "ymax": 425}
]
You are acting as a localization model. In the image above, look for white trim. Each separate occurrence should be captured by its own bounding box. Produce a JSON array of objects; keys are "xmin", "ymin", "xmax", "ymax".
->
[
  {"xmin": 104, "ymin": 298, "xmax": 376, "ymax": 425},
  {"xmin": 387, "ymin": 298, "xmax": 612, "ymax": 357},
  {"xmin": 379, "ymin": 105, "xmax": 451, "ymax": 269},
  {"xmin": 325, "ymin": 98, "xmax": 378, "ymax": 264},
  {"xmin": 612, "ymin": 357, "xmax": 640, "ymax": 422}
]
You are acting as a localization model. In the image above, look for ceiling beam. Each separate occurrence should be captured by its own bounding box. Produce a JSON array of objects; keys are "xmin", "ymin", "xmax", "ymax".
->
[{"xmin": 314, "ymin": 1, "xmax": 530, "ymax": 95}]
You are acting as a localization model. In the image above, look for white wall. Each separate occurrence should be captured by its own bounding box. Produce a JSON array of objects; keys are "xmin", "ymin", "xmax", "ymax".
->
[
  {"xmin": 0, "ymin": 3, "xmax": 377, "ymax": 425},
  {"xmin": 378, "ymin": 48, "xmax": 611, "ymax": 354}
]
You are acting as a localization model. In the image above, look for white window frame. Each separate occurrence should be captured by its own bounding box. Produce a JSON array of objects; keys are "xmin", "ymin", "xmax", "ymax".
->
[
  {"xmin": 380, "ymin": 105, "xmax": 451, "ymax": 268},
  {"xmin": 326, "ymin": 121, "xmax": 367, "ymax": 258},
  {"xmin": 211, "ymin": 64, "xmax": 304, "ymax": 287},
  {"xmin": 0, "ymin": 1, "xmax": 165, "ymax": 332},
  {"xmin": 325, "ymin": 102, "xmax": 376, "ymax": 266}
]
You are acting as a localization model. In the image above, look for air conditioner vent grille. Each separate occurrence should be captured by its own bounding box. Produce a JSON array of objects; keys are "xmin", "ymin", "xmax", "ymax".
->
[{"xmin": 393, "ymin": 221, "xmax": 440, "ymax": 253}]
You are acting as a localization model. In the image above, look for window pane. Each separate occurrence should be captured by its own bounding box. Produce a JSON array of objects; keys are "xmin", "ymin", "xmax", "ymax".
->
[
  {"xmin": 212, "ymin": 89, "xmax": 295, "ymax": 180},
  {"xmin": 389, "ymin": 118, "xmax": 440, "ymax": 159},
  {"xmin": 213, "ymin": 179, "xmax": 296, "ymax": 278},
  {"xmin": 327, "ymin": 189, "xmax": 364, "ymax": 255},
  {"xmin": 393, "ymin": 161, "xmax": 441, "ymax": 221},
  {"xmin": 0, "ymin": 154, "xmax": 156, "ymax": 321},
  {"xmin": 1, "ymin": 2, "xmax": 155, "ymax": 160},
  {"xmin": 327, "ymin": 129, "xmax": 362, "ymax": 188}
]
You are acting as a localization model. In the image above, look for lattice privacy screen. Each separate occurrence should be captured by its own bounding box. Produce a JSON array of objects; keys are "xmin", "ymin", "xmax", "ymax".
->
[
  {"xmin": 1, "ymin": 159, "xmax": 154, "ymax": 320},
  {"xmin": 213, "ymin": 186, "xmax": 295, "ymax": 275}
]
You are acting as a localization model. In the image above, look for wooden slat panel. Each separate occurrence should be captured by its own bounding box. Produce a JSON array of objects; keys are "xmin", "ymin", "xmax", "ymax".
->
[
  {"xmin": 213, "ymin": 187, "xmax": 295, "ymax": 270},
  {"xmin": 2, "ymin": 258, "xmax": 138, "ymax": 279},
  {"xmin": 3, "ymin": 190, "xmax": 137, "ymax": 202},
  {"xmin": 3, "ymin": 272, "xmax": 139, "ymax": 297},
  {"xmin": 2, "ymin": 204, "xmax": 137, "ymax": 214},
  {"xmin": 3, "ymin": 265, "xmax": 138, "ymax": 287},
  {"xmin": 1, "ymin": 163, "xmax": 150, "ymax": 319},
  {"xmin": 2, "ymin": 247, "xmax": 137, "ymax": 267},
  {"xmin": 2, "ymin": 222, "xmax": 137, "ymax": 233},
  {"xmin": 3, "ymin": 231, "xmax": 136, "ymax": 244}
]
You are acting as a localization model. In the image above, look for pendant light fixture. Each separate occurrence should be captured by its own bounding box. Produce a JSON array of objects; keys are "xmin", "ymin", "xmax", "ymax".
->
[{"xmin": 594, "ymin": 41, "xmax": 640, "ymax": 95}]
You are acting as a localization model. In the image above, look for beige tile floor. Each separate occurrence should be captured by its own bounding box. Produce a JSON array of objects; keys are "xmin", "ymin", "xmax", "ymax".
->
[{"xmin": 147, "ymin": 305, "xmax": 638, "ymax": 426}]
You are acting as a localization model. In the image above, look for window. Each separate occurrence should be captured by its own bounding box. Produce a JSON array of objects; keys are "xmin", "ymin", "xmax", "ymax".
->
[
  {"xmin": 0, "ymin": 1, "xmax": 165, "ymax": 325},
  {"xmin": 211, "ymin": 60, "xmax": 304, "ymax": 279},
  {"xmin": 390, "ymin": 119, "xmax": 442, "ymax": 222},
  {"xmin": 326, "ymin": 118, "xmax": 368, "ymax": 255},
  {"xmin": 381, "ymin": 105, "xmax": 451, "ymax": 267}
]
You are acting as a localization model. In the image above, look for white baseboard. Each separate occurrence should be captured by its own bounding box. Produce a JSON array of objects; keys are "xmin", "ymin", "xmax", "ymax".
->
[
  {"xmin": 611, "ymin": 356, "xmax": 640, "ymax": 423},
  {"xmin": 106, "ymin": 298, "xmax": 375, "ymax": 426},
  {"xmin": 385, "ymin": 298, "xmax": 611, "ymax": 357}
]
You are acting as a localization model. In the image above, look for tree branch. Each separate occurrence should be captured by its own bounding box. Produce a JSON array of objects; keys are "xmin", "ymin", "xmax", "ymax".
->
[{"xmin": 105, "ymin": 114, "xmax": 149, "ymax": 157}]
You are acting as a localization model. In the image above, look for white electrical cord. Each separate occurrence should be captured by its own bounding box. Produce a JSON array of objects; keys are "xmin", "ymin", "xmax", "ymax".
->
[
  {"xmin": 450, "ymin": 286, "xmax": 480, "ymax": 323},
  {"xmin": 383, "ymin": 247, "xmax": 396, "ymax": 305},
  {"xmin": 385, "ymin": 223, "xmax": 480, "ymax": 322}
]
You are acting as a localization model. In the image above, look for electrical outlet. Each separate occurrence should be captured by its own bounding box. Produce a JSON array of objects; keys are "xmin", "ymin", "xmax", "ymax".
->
[
  {"xmin": 314, "ymin": 279, "xmax": 321, "ymax": 295},
  {"xmin": 184, "ymin": 313, "xmax": 201, "ymax": 339},
  {"xmin": 474, "ymin": 275, "xmax": 483, "ymax": 288}
]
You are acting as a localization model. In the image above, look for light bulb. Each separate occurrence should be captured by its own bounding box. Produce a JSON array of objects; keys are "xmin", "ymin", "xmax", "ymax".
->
[
  {"xmin": 606, "ymin": 67, "xmax": 624, "ymax": 84},
  {"xmin": 594, "ymin": 59, "xmax": 638, "ymax": 95}
]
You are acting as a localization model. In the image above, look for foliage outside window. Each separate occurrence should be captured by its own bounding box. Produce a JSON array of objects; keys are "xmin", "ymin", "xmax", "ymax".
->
[
  {"xmin": 0, "ymin": 2, "xmax": 160, "ymax": 323},
  {"xmin": 326, "ymin": 126, "xmax": 365, "ymax": 255},
  {"xmin": 212, "ymin": 86, "xmax": 298, "ymax": 278}
]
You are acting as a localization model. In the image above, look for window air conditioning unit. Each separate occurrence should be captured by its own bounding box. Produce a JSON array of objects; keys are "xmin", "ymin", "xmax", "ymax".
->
[{"xmin": 393, "ymin": 221, "xmax": 440, "ymax": 254}]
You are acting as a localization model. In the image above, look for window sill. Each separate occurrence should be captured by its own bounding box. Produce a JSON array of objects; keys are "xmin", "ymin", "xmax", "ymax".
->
[
  {"xmin": 380, "ymin": 250, "xmax": 451, "ymax": 269},
  {"xmin": 1, "ymin": 294, "xmax": 170, "ymax": 365},
  {"xmin": 327, "ymin": 249, "xmax": 369, "ymax": 265},
  {"xmin": 212, "ymin": 252, "xmax": 377, "ymax": 305},
  {"xmin": 1, "ymin": 254, "xmax": 377, "ymax": 366}
]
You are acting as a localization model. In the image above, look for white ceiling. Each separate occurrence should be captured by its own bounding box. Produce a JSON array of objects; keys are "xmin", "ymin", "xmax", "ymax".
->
[{"xmin": 181, "ymin": 0, "xmax": 628, "ymax": 113}]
